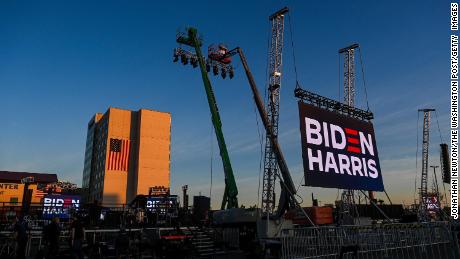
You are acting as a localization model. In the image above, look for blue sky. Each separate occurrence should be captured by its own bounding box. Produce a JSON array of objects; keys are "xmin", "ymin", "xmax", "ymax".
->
[{"xmin": 0, "ymin": 1, "xmax": 451, "ymax": 208}]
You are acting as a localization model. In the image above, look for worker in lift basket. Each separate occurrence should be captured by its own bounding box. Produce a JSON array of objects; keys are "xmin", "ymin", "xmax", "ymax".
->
[{"xmin": 217, "ymin": 44, "xmax": 231, "ymax": 64}]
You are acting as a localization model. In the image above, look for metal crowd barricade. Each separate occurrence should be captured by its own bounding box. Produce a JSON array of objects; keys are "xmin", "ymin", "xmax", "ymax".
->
[
  {"xmin": 281, "ymin": 222, "xmax": 460, "ymax": 259},
  {"xmin": 1, "ymin": 226, "xmax": 173, "ymax": 257},
  {"xmin": 0, "ymin": 233, "xmax": 15, "ymax": 257}
]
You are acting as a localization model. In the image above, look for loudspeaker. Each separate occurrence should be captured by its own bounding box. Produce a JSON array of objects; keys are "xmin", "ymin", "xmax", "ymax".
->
[{"xmin": 440, "ymin": 143, "xmax": 451, "ymax": 183}]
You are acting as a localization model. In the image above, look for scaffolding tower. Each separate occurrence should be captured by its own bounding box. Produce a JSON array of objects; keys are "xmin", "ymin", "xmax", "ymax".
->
[
  {"xmin": 261, "ymin": 7, "xmax": 288, "ymax": 215},
  {"xmin": 340, "ymin": 43, "xmax": 359, "ymax": 107},
  {"xmin": 339, "ymin": 43, "xmax": 360, "ymax": 223},
  {"xmin": 419, "ymin": 108, "xmax": 435, "ymax": 218}
]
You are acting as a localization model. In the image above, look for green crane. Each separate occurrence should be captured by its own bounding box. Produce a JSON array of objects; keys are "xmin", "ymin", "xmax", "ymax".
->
[{"xmin": 174, "ymin": 27, "xmax": 238, "ymax": 209}]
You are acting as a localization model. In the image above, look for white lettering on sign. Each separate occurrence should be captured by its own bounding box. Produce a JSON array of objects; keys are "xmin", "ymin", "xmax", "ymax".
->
[{"xmin": 304, "ymin": 117, "xmax": 379, "ymax": 179}]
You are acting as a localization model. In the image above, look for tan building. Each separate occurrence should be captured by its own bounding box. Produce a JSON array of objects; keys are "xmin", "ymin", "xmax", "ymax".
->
[
  {"xmin": 82, "ymin": 107, "xmax": 171, "ymax": 205},
  {"xmin": 0, "ymin": 171, "xmax": 58, "ymax": 204}
]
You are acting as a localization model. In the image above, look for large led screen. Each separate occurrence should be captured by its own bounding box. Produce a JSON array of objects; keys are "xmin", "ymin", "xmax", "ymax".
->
[{"xmin": 299, "ymin": 102, "xmax": 384, "ymax": 191}]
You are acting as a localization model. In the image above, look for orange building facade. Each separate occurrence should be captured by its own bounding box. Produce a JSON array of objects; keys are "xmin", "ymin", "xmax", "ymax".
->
[
  {"xmin": 0, "ymin": 171, "xmax": 58, "ymax": 205},
  {"xmin": 0, "ymin": 183, "xmax": 41, "ymax": 204},
  {"xmin": 82, "ymin": 108, "xmax": 171, "ymax": 205}
]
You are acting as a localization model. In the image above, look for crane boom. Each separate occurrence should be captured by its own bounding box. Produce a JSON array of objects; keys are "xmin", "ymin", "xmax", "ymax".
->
[
  {"xmin": 235, "ymin": 47, "xmax": 296, "ymax": 216},
  {"xmin": 176, "ymin": 28, "xmax": 238, "ymax": 210}
]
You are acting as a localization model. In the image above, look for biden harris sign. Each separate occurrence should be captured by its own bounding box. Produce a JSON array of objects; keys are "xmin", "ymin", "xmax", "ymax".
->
[
  {"xmin": 298, "ymin": 102, "xmax": 384, "ymax": 191},
  {"xmin": 42, "ymin": 194, "xmax": 80, "ymax": 219}
]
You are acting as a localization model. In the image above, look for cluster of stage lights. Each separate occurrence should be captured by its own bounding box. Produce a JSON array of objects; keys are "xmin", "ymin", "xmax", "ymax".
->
[
  {"xmin": 173, "ymin": 48, "xmax": 234, "ymax": 79},
  {"xmin": 173, "ymin": 48, "xmax": 198, "ymax": 67},
  {"xmin": 206, "ymin": 61, "xmax": 234, "ymax": 79}
]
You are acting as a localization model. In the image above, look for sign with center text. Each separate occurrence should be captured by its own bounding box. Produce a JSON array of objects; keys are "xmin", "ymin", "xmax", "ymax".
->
[
  {"xmin": 146, "ymin": 196, "xmax": 178, "ymax": 214},
  {"xmin": 424, "ymin": 195, "xmax": 440, "ymax": 211},
  {"xmin": 42, "ymin": 194, "xmax": 80, "ymax": 219},
  {"xmin": 299, "ymin": 102, "xmax": 384, "ymax": 191}
]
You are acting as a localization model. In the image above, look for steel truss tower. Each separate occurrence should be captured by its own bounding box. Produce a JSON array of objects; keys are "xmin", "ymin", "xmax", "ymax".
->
[
  {"xmin": 262, "ymin": 7, "xmax": 289, "ymax": 215},
  {"xmin": 419, "ymin": 109, "xmax": 435, "ymax": 216},
  {"xmin": 339, "ymin": 44, "xmax": 360, "ymax": 222},
  {"xmin": 340, "ymin": 44, "xmax": 359, "ymax": 107}
]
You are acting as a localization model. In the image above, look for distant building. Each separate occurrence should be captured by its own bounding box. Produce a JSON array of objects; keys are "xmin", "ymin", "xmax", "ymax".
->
[
  {"xmin": 0, "ymin": 171, "xmax": 58, "ymax": 204},
  {"xmin": 82, "ymin": 107, "xmax": 171, "ymax": 205}
]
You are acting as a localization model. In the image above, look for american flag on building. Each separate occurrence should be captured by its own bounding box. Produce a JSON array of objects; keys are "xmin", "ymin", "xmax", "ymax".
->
[
  {"xmin": 108, "ymin": 138, "xmax": 131, "ymax": 171},
  {"xmin": 34, "ymin": 189, "xmax": 46, "ymax": 198}
]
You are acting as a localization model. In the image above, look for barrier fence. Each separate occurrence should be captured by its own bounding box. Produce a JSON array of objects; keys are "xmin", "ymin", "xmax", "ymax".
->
[
  {"xmin": 2, "ymin": 213, "xmax": 459, "ymax": 258},
  {"xmin": 0, "ymin": 227, "xmax": 168, "ymax": 257},
  {"xmin": 281, "ymin": 222, "xmax": 460, "ymax": 259}
]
